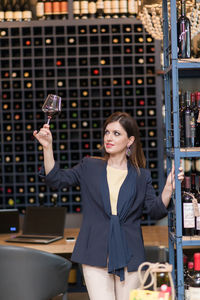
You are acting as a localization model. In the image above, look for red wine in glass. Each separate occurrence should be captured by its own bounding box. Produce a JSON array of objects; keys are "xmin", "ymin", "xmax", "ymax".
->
[{"xmin": 42, "ymin": 94, "xmax": 62, "ymax": 124}]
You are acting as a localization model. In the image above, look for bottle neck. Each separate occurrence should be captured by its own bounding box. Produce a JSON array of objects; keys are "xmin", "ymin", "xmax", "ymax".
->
[{"xmin": 181, "ymin": 0, "xmax": 186, "ymax": 16}]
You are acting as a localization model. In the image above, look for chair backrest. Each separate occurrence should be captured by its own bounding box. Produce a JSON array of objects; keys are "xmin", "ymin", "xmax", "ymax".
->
[
  {"xmin": 145, "ymin": 245, "xmax": 169, "ymax": 263},
  {"xmin": 0, "ymin": 245, "xmax": 72, "ymax": 300}
]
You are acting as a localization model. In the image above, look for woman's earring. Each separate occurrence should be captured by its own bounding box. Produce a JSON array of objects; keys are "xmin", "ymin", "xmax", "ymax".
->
[{"xmin": 126, "ymin": 146, "xmax": 131, "ymax": 157}]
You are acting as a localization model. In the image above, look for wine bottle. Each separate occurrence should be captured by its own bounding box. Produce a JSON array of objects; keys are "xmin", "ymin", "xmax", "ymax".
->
[
  {"xmin": 96, "ymin": 0, "xmax": 103, "ymax": 18},
  {"xmin": 111, "ymin": 0, "xmax": 119, "ymax": 18},
  {"xmin": 189, "ymin": 253, "xmax": 200, "ymax": 299},
  {"xmin": 73, "ymin": 0, "xmax": 80, "ymax": 18},
  {"xmin": 0, "ymin": 1, "xmax": 4, "ymax": 21},
  {"xmin": 103, "ymin": 0, "xmax": 111, "ymax": 18},
  {"xmin": 191, "ymin": 173, "xmax": 198, "ymax": 195},
  {"xmin": 52, "ymin": 0, "xmax": 61, "ymax": 19},
  {"xmin": 88, "ymin": 0, "xmax": 96, "ymax": 18},
  {"xmin": 177, "ymin": 0, "xmax": 191, "ymax": 58},
  {"xmin": 195, "ymin": 92, "xmax": 200, "ymax": 147},
  {"xmin": 156, "ymin": 246, "xmax": 170, "ymax": 289},
  {"xmin": 128, "ymin": 0, "xmax": 137, "ymax": 17},
  {"xmin": 44, "ymin": 0, "xmax": 52, "ymax": 19},
  {"xmin": 183, "ymin": 91, "xmax": 194, "ymax": 147},
  {"xmin": 36, "ymin": 0, "xmax": 45, "ymax": 20},
  {"xmin": 4, "ymin": 0, "xmax": 13, "ymax": 21},
  {"xmin": 179, "ymin": 91, "xmax": 186, "ymax": 147},
  {"xmin": 60, "ymin": 0, "xmax": 68, "ymax": 19},
  {"xmin": 182, "ymin": 176, "xmax": 195, "ymax": 236},
  {"xmin": 80, "ymin": 0, "xmax": 88, "ymax": 19},
  {"xmin": 13, "ymin": 0, "xmax": 22, "ymax": 21},
  {"xmin": 185, "ymin": 261, "xmax": 194, "ymax": 300},
  {"xmin": 22, "ymin": 0, "xmax": 32, "ymax": 21},
  {"xmin": 119, "ymin": 0, "xmax": 128, "ymax": 18}
]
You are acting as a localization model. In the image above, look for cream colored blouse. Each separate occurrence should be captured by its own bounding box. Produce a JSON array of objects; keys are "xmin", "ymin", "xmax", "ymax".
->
[{"xmin": 107, "ymin": 165, "xmax": 128, "ymax": 215}]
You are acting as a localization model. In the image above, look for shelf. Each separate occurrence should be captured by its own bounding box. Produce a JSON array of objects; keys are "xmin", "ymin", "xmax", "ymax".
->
[
  {"xmin": 169, "ymin": 232, "xmax": 200, "ymax": 247},
  {"xmin": 182, "ymin": 236, "xmax": 200, "ymax": 247},
  {"xmin": 166, "ymin": 147, "xmax": 200, "ymax": 158},
  {"xmin": 177, "ymin": 58, "xmax": 200, "ymax": 69}
]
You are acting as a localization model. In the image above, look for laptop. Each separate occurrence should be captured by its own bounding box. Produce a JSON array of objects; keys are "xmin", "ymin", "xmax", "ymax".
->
[{"xmin": 6, "ymin": 206, "xmax": 66, "ymax": 244}]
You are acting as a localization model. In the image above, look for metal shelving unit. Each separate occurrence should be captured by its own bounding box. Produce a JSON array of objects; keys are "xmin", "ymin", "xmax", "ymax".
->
[{"xmin": 163, "ymin": 0, "xmax": 200, "ymax": 298}]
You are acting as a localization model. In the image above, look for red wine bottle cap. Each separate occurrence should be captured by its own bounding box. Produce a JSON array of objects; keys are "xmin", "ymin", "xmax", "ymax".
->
[
  {"xmin": 194, "ymin": 253, "xmax": 200, "ymax": 270},
  {"xmin": 188, "ymin": 261, "xmax": 194, "ymax": 269}
]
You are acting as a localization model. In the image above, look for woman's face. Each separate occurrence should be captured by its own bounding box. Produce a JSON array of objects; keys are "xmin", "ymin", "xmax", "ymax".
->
[{"xmin": 104, "ymin": 121, "xmax": 134, "ymax": 156}]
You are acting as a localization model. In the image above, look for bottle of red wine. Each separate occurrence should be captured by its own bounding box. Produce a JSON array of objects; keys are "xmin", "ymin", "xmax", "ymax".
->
[
  {"xmin": 195, "ymin": 92, "xmax": 200, "ymax": 147},
  {"xmin": 195, "ymin": 175, "xmax": 200, "ymax": 235},
  {"xmin": 189, "ymin": 253, "xmax": 200, "ymax": 299},
  {"xmin": 13, "ymin": 0, "xmax": 23, "ymax": 21},
  {"xmin": 177, "ymin": 0, "xmax": 191, "ymax": 58},
  {"xmin": 0, "ymin": 0, "xmax": 4, "ymax": 21},
  {"xmin": 185, "ymin": 261, "xmax": 194, "ymax": 300},
  {"xmin": 183, "ymin": 91, "xmax": 195, "ymax": 147},
  {"xmin": 179, "ymin": 91, "xmax": 186, "ymax": 147},
  {"xmin": 182, "ymin": 176, "xmax": 195, "ymax": 236}
]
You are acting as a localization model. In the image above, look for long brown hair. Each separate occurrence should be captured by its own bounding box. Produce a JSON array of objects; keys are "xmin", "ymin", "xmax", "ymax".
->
[{"xmin": 102, "ymin": 112, "xmax": 146, "ymax": 169}]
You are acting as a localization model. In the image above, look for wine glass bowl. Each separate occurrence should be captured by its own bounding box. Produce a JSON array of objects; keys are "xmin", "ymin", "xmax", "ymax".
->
[{"xmin": 42, "ymin": 94, "xmax": 62, "ymax": 124}]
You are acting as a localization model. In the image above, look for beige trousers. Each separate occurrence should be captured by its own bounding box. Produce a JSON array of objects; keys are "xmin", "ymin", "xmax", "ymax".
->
[{"xmin": 82, "ymin": 264, "xmax": 141, "ymax": 300}]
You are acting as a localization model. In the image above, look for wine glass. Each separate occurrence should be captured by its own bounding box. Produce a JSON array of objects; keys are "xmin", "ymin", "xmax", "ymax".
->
[{"xmin": 42, "ymin": 94, "xmax": 62, "ymax": 125}]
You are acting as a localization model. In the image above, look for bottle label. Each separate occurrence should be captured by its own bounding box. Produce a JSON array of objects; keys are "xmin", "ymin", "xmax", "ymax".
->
[
  {"xmin": 60, "ymin": 1, "xmax": 68, "ymax": 14},
  {"xmin": 185, "ymin": 114, "xmax": 192, "ymax": 138},
  {"xmin": 88, "ymin": 2, "xmax": 97, "ymax": 14},
  {"xmin": 22, "ymin": 11, "xmax": 32, "ymax": 20},
  {"xmin": 5, "ymin": 11, "xmax": 13, "ymax": 20},
  {"xmin": 81, "ymin": 1, "xmax": 88, "ymax": 13},
  {"xmin": 197, "ymin": 110, "xmax": 200, "ymax": 123},
  {"xmin": 196, "ymin": 204, "xmax": 200, "ymax": 230},
  {"xmin": 128, "ymin": 0, "xmax": 137, "ymax": 14},
  {"xmin": 196, "ymin": 158, "xmax": 200, "ymax": 173},
  {"xmin": 189, "ymin": 287, "xmax": 200, "ymax": 299},
  {"xmin": 44, "ymin": 2, "xmax": 52, "ymax": 15},
  {"xmin": 119, "ymin": 0, "xmax": 127, "ymax": 13},
  {"xmin": 183, "ymin": 203, "xmax": 195, "ymax": 228},
  {"xmin": 73, "ymin": 1, "xmax": 80, "ymax": 14},
  {"xmin": 96, "ymin": 0, "xmax": 104, "ymax": 10},
  {"xmin": 111, "ymin": 0, "xmax": 119, "ymax": 13},
  {"xmin": 0, "ymin": 11, "xmax": 4, "ymax": 20},
  {"xmin": 104, "ymin": 0, "xmax": 111, "ymax": 13},
  {"xmin": 52, "ymin": 1, "xmax": 60, "ymax": 14},
  {"xmin": 36, "ymin": 3, "xmax": 44, "ymax": 17},
  {"xmin": 13, "ymin": 11, "xmax": 23, "ymax": 20}
]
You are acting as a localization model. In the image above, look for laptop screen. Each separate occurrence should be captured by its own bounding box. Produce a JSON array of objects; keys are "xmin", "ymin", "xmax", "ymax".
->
[{"xmin": 23, "ymin": 206, "xmax": 66, "ymax": 236}]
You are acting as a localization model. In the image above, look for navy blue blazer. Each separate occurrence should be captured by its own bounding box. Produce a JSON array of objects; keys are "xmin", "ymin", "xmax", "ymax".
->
[{"xmin": 41, "ymin": 157, "xmax": 168, "ymax": 272}]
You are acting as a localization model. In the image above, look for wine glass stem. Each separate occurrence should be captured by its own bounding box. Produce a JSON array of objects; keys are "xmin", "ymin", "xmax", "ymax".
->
[{"xmin": 47, "ymin": 117, "xmax": 51, "ymax": 125}]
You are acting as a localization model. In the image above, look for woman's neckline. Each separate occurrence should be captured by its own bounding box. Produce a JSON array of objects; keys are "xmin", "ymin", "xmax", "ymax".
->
[{"xmin": 107, "ymin": 165, "xmax": 128, "ymax": 171}]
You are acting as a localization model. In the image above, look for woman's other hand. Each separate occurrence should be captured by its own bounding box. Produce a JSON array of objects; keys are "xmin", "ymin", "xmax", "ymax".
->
[{"xmin": 166, "ymin": 163, "xmax": 184, "ymax": 191}]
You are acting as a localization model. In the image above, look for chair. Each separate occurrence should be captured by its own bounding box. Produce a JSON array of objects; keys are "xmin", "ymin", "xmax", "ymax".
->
[{"xmin": 0, "ymin": 245, "xmax": 72, "ymax": 300}]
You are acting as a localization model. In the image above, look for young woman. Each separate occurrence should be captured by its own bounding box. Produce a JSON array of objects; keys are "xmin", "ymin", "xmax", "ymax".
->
[{"xmin": 33, "ymin": 111, "xmax": 184, "ymax": 300}]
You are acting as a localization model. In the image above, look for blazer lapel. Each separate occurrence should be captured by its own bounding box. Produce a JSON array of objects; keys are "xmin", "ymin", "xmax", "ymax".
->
[
  {"xmin": 100, "ymin": 161, "xmax": 112, "ymax": 216},
  {"xmin": 117, "ymin": 162, "xmax": 137, "ymax": 220}
]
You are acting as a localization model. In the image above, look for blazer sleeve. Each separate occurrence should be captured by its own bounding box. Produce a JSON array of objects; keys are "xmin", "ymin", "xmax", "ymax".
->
[
  {"xmin": 39, "ymin": 159, "xmax": 84, "ymax": 190},
  {"xmin": 143, "ymin": 169, "xmax": 168, "ymax": 220}
]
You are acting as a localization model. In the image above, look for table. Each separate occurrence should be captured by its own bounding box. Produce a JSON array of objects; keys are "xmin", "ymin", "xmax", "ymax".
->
[{"xmin": 0, "ymin": 226, "xmax": 168, "ymax": 254}]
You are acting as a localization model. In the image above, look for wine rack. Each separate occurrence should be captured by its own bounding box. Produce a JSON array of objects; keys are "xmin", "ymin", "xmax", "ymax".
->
[
  {"xmin": 163, "ymin": 0, "xmax": 200, "ymax": 298},
  {"xmin": 0, "ymin": 18, "xmax": 164, "ymax": 224}
]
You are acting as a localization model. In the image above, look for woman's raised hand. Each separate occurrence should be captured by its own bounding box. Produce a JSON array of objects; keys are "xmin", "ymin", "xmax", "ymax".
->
[{"xmin": 33, "ymin": 124, "xmax": 53, "ymax": 149}]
